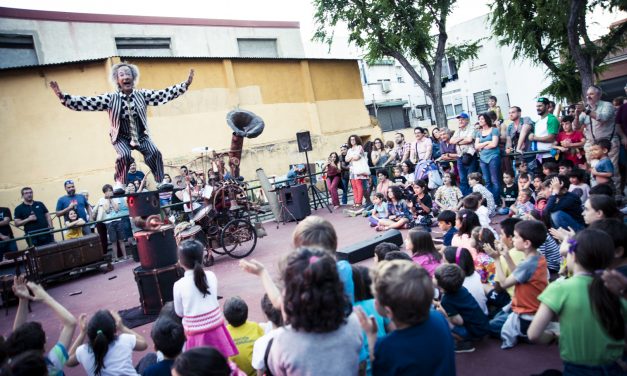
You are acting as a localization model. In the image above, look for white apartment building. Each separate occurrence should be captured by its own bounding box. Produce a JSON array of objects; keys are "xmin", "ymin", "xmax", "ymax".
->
[
  {"xmin": 360, "ymin": 14, "xmax": 551, "ymax": 131},
  {"xmin": 0, "ymin": 7, "xmax": 306, "ymax": 69}
]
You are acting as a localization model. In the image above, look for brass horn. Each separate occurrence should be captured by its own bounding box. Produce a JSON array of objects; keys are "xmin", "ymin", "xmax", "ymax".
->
[{"xmin": 226, "ymin": 110, "xmax": 265, "ymax": 178}]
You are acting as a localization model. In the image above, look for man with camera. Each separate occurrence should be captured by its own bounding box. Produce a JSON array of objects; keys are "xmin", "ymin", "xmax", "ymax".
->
[
  {"xmin": 574, "ymin": 85, "xmax": 620, "ymax": 194},
  {"xmin": 449, "ymin": 112, "xmax": 478, "ymax": 196}
]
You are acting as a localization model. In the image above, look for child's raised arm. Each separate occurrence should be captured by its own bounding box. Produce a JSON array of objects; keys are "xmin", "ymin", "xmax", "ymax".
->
[{"xmin": 240, "ymin": 259, "xmax": 282, "ymax": 309}]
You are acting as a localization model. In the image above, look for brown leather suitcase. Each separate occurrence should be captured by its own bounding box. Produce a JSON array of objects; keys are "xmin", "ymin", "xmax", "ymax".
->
[{"xmin": 34, "ymin": 234, "xmax": 104, "ymax": 276}]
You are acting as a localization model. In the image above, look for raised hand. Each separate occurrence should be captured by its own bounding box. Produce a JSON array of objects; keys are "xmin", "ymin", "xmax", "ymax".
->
[
  {"xmin": 110, "ymin": 309, "xmax": 123, "ymax": 330},
  {"xmin": 186, "ymin": 69, "xmax": 195, "ymax": 87},
  {"xmin": 12, "ymin": 275, "xmax": 32, "ymax": 300},
  {"xmin": 78, "ymin": 313, "xmax": 88, "ymax": 333},
  {"xmin": 49, "ymin": 81, "xmax": 63, "ymax": 99},
  {"xmin": 354, "ymin": 306, "xmax": 378, "ymax": 337},
  {"xmin": 239, "ymin": 259, "xmax": 266, "ymax": 276},
  {"xmin": 26, "ymin": 281, "xmax": 50, "ymax": 301}
]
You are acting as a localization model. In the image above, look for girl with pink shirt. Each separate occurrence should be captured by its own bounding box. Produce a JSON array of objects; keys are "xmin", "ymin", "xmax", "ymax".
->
[
  {"xmin": 406, "ymin": 229, "xmax": 442, "ymax": 277},
  {"xmin": 173, "ymin": 240, "xmax": 238, "ymax": 356},
  {"xmin": 451, "ymin": 209, "xmax": 480, "ymax": 259}
]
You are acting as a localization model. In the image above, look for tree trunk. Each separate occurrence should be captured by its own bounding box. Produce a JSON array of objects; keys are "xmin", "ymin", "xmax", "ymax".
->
[
  {"xmin": 430, "ymin": 82, "xmax": 448, "ymax": 129},
  {"xmin": 567, "ymin": 0, "xmax": 594, "ymax": 100}
]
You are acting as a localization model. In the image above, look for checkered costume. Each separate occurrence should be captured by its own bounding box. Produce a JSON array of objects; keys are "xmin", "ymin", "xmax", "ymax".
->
[{"xmin": 59, "ymin": 82, "xmax": 189, "ymax": 184}]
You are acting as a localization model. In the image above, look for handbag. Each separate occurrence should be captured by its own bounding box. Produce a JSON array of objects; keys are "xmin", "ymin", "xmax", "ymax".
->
[
  {"xmin": 351, "ymin": 153, "xmax": 371, "ymax": 176},
  {"xmin": 461, "ymin": 152, "xmax": 474, "ymax": 166}
]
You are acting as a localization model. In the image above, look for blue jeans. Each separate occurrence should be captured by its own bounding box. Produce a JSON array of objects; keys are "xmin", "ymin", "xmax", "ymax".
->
[
  {"xmin": 550, "ymin": 210, "xmax": 585, "ymax": 232},
  {"xmin": 563, "ymin": 361, "xmax": 623, "ymax": 376},
  {"xmin": 489, "ymin": 309, "xmax": 509, "ymax": 338},
  {"xmin": 341, "ymin": 176, "xmax": 350, "ymax": 205},
  {"xmin": 457, "ymin": 156, "xmax": 478, "ymax": 196},
  {"xmin": 480, "ymin": 156, "xmax": 501, "ymax": 206}
]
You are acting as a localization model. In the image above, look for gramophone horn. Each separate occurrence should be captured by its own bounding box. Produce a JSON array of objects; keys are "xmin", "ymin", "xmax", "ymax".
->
[{"xmin": 226, "ymin": 110, "xmax": 265, "ymax": 139}]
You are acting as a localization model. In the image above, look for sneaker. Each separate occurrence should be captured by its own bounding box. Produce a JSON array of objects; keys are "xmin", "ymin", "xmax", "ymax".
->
[{"xmin": 455, "ymin": 340, "xmax": 475, "ymax": 353}]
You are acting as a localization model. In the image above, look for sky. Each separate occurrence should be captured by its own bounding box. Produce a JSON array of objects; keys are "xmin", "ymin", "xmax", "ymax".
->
[{"xmin": 0, "ymin": 0, "xmax": 624, "ymax": 58}]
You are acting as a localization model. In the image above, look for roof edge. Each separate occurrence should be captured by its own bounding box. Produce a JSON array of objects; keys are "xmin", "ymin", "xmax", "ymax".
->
[{"xmin": 0, "ymin": 7, "xmax": 300, "ymax": 29}]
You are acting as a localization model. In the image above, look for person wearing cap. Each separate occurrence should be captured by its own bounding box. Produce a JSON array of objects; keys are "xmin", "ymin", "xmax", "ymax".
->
[
  {"xmin": 574, "ymin": 85, "xmax": 621, "ymax": 194},
  {"xmin": 529, "ymin": 97, "xmax": 559, "ymax": 166},
  {"xmin": 450, "ymin": 112, "xmax": 478, "ymax": 195},
  {"xmin": 56, "ymin": 180, "xmax": 92, "ymax": 236}
]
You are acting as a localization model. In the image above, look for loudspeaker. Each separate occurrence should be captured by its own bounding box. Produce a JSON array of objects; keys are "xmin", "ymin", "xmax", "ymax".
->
[
  {"xmin": 296, "ymin": 131, "xmax": 312, "ymax": 152},
  {"xmin": 134, "ymin": 225, "xmax": 178, "ymax": 269},
  {"xmin": 336, "ymin": 229, "xmax": 404, "ymax": 263},
  {"xmin": 134, "ymin": 264, "xmax": 184, "ymax": 315},
  {"xmin": 127, "ymin": 191, "xmax": 161, "ymax": 217},
  {"xmin": 279, "ymin": 184, "xmax": 311, "ymax": 221}
]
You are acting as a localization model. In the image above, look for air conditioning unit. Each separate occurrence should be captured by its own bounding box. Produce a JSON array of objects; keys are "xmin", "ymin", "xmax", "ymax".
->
[
  {"xmin": 411, "ymin": 108, "xmax": 421, "ymax": 118},
  {"xmin": 381, "ymin": 80, "xmax": 391, "ymax": 93}
]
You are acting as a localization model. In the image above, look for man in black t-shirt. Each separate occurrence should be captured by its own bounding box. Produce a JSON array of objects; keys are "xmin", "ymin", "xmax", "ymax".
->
[
  {"xmin": 14, "ymin": 187, "xmax": 54, "ymax": 247},
  {"xmin": 0, "ymin": 207, "xmax": 17, "ymax": 258}
]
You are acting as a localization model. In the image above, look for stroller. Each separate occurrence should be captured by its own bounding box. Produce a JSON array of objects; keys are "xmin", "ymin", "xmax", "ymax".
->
[{"xmin": 414, "ymin": 160, "xmax": 443, "ymax": 190}]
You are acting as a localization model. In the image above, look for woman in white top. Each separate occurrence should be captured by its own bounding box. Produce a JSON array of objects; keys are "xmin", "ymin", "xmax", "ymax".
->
[
  {"xmin": 442, "ymin": 247, "xmax": 488, "ymax": 315},
  {"xmin": 66, "ymin": 309, "xmax": 148, "ymax": 376},
  {"xmin": 345, "ymin": 134, "xmax": 370, "ymax": 208},
  {"xmin": 410, "ymin": 127, "xmax": 433, "ymax": 163}
]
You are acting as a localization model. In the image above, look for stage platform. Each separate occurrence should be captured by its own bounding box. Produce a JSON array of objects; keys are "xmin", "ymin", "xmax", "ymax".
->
[{"xmin": 0, "ymin": 208, "xmax": 562, "ymax": 376}]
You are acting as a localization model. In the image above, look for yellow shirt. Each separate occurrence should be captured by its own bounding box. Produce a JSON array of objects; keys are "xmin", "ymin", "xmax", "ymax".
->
[
  {"xmin": 66, "ymin": 226, "xmax": 83, "ymax": 239},
  {"xmin": 227, "ymin": 321, "xmax": 264, "ymax": 376},
  {"xmin": 497, "ymin": 248, "xmax": 525, "ymax": 296}
]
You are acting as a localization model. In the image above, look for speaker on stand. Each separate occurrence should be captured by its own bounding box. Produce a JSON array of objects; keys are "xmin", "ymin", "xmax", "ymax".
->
[{"xmin": 295, "ymin": 131, "xmax": 332, "ymax": 213}]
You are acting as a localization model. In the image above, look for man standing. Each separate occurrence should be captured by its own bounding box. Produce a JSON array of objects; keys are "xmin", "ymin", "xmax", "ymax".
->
[
  {"xmin": 55, "ymin": 180, "xmax": 92, "ymax": 235},
  {"xmin": 0, "ymin": 206, "xmax": 17, "ymax": 259},
  {"xmin": 14, "ymin": 187, "xmax": 54, "ymax": 247},
  {"xmin": 339, "ymin": 144, "xmax": 351, "ymax": 205},
  {"xmin": 449, "ymin": 112, "xmax": 477, "ymax": 195},
  {"xmin": 50, "ymin": 63, "xmax": 194, "ymax": 194},
  {"xmin": 505, "ymin": 106, "xmax": 535, "ymax": 173},
  {"xmin": 575, "ymin": 85, "xmax": 620, "ymax": 194},
  {"xmin": 529, "ymin": 98, "xmax": 559, "ymax": 167},
  {"xmin": 126, "ymin": 161, "xmax": 145, "ymax": 184}
]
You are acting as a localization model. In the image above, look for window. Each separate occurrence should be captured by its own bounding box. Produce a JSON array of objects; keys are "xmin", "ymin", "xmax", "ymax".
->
[
  {"xmin": 454, "ymin": 104, "xmax": 464, "ymax": 115},
  {"xmin": 445, "ymin": 104, "xmax": 454, "ymax": 117},
  {"xmin": 395, "ymin": 66, "xmax": 404, "ymax": 83},
  {"xmin": 441, "ymin": 56, "xmax": 458, "ymax": 78},
  {"xmin": 238, "ymin": 38, "xmax": 278, "ymax": 58},
  {"xmin": 0, "ymin": 34, "xmax": 38, "ymax": 68},
  {"xmin": 116, "ymin": 37, "xmax": 171, "ymax": 56},
  {"xmin": 473, "ymin": 90, "xmax": 492, "ymax": 114}
]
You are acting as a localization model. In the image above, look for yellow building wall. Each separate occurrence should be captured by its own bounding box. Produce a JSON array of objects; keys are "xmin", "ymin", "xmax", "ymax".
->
[{"xmin": 0, "ymin": 57, "xmax": 378, "ymax": 238}]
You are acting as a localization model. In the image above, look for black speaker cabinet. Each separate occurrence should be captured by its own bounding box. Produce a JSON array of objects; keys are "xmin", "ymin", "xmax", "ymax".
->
[
  {"xmin": 134, "ymin": 225, "xmax": 178, "ymax": 269},
  {"xmin": 127, "ymin": 191, "xmax": 161, "ymax": 217},
  {"xmin": 336, "ymin": 229, "xmax": 404, "ymax": 263},
  {"xmin": 134, "ymin": 264, "xmax": 184, "ymax": 315},
  {"xmin": 279, "ymin": 184, "xmax": 311, "ymax": 221},
  {"xmin": 296, "ymin": 131, "xmax": 313, "ymax": 152}
]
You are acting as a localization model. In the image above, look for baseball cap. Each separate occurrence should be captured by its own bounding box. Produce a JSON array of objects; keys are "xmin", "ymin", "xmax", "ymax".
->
[
  {"xmin": 456, "ymin": 112, "xmax": 469, "ymax": 119},
  {"xmin": 64, "ymin": 179, "xmax": 74, "ymax": 186},
  {"xmin": 537, "ymin": 97, "xmax": 550, "ymax": 104}
]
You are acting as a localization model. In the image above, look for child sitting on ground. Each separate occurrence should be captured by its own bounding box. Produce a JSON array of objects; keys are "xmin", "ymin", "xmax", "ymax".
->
[
  {"xmin": 567, "ymin": 169, "xmax": 590, "ymax": 204},
  {"xmin": 406, "ymin": 229, "xmax": 442, "ymax": 277},
  {"xmin": 384, "ymin": 251, "xmax": 412, "ymax": 261},
  {"xmin": 528, "ymin": 229, "xmax": 625, "ymax": 374},
  {"xmin": 442, "ymin": 246, "xmax": 488, "ymax": 315},
  {"xmin": 463, "ymin": 194, "xmax": 498, "ymax": 239},
  {"xmin": 451, "ymin": 209, "xmax": 481, "ymax": 258},
  {"xmin": 224, "ymin": 296, "xmax": 264, "ymax": 376},
  {"xmin": 437, "ymin": 210, "xmax": 458, "ymax": 247},
  {"xmin": 373, "ymin": 242, "xmax": 401, "ymax": 265},
  {"xmin": 251, "ymin": 294, "xmax": 284, "ymax": 374},
  {"xmin": 434, "ymin": 264, "xmax": 490, "ymax": 353},
  {"xmin": 434, "ymin": 172, "xmax": 463, "ymax": 211},
  {"xmin": 172, "ymin": 347, "xmax": 245, "ymax": 376},
  {"xmin": 391, "ymin": 165, "xmax": 407, "ymax": 186},
  {"xmin": 366, "ymin": 192, "xmax": 388, "ymax": 227},
  {"xmin": 355, "ymin": 261, "xmax": 455, "ymax": 375},
  {"xmin": 498, "ymin": 171, "xmax": 518, "ymax": 215},
  {"xmin": 488, "ymin": 220, "xmax": 549, "ymax": 348},
  {"xmin": 470, "ymin": 227, "xmax": 497, "ymax": 286},
  {"xmin": 509, "ymin": 188, "xmax": 534, "ymax": 218},
  {"xmin": 468, "ymin": 172, "xmax": 496, "ymax": 216},
  {"xmin": 142, "ymin": 317, "xmax": 186, "ymax": 376}
]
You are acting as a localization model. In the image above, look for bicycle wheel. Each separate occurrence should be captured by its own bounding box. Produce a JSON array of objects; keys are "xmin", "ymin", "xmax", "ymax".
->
[{"xmin": 220, "ymin": 219, "xmax": 257, "ymax": 258}]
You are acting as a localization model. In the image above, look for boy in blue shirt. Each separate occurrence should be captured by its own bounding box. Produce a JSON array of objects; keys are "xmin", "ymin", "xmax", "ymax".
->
[
  {"xmin": 355, "ymin": 261, "xmax": 455, "ymax": 376},
  {"xmin": 436, "ymin": 210, "xmax": 457, "ymax": 247},
  {"xmin": 142, "ymin": 317, "xmax": 186, "ymax": 376},
  {"xmin": 590, "ymin": 139, "xmax": 614, "ymax": 186},
  {"xmin": 434, "ymin": 264, "xmax": 490, "ymax": 353}
]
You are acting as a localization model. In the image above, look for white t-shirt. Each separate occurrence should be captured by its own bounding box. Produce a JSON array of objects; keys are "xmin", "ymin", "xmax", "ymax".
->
[
  {"xmin": 252, "ymin": 329, "xmax": 278, "ymax": 370},
  {"xmin": 463, "ymin": 272, "xmax": 488, "ymax": 315},
  {"xmin": 76, "ymin": 333, "xmax": 138, "ymax": 376}
]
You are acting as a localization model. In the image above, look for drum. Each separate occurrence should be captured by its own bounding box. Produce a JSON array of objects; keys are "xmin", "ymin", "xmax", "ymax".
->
[
  {"xmin": 134, "ymin": 225, "xmax": 178, "ymax": 269},
  {"xmin": 176, "ymin": 225, "xmax": 207, "ymax": 246},
  {"xmin": 192, "ymin": 206, "xmax": 215, "ymax": 230},
  {"xmin": 133, "ymin": 264, "xmax": 184, "ymax": 315}
]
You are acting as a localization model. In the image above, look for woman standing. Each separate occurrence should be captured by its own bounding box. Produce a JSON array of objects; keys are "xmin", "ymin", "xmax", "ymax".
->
[
  {"xmin": 370, "ymin": 138, "xmax": 387, "ymax": 188},
  {"xmin": 431, "ymin": 128, "xmax": 442, "ymax": 161},
  {"xmin": 324, "ymin": 152, "xmax": 342, "ymax": 210},
  {"xmin": 475, "ymin": 113, "xmax": 501, "ymax": 205},
  {"xmin": 345, "ymin": 135, "xmax": 370, "ymax": 209}
]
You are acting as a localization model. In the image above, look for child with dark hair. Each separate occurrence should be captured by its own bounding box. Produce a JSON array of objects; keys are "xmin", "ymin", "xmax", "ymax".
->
[
  {"xmin": 67, "ymin": 309, "xmax": 148, "ymax": 376},
  {"xmin": 267, "ymin": 248, "xmax": 362, "ymax": 375},
  {"xmin": 406, "ymin": 229, "xmax": 442, "ymax": 277},
  {"xmin": 464, "ymin": 193, "xmax": 498, "ymax": 238},
  {"xmin": 567, "ymin": 169, "xmax": 590, "ymax": 203},
  {"xmin": 224, "ymin": 296, "xmax": 264, "ymax": 376},
  {"xmin": 172, "ymin": 347, "xmax": 238, "ymax": 376},
  {"xmin": 356, "ymin": 261, "xmax": 455, "ymax": 375},
  {"xmin": 590, "ymin": 139, "xmax": 614, "ymax": 186},
  {"xmin": 493, "ymin": 218, "xmax": 525, "ymax": 297},
  {"xmin": 4, "ymin": 350, "xmax": 48, "ymax": 376},
  {"xmin": 408, "ymin": 180, "xmax": 433, "ymax": 230},
  {"xmin": 489, "ymin": 220, "xmax": 549, "ymax": 348},
  {"xmin": 528, "ymin": 229, "xmax": 625, "ymax": 374},
  {"xmin": 7, "ymin": 277, "xmax": 77, "ymax": 376},
  {"xmin": 542, "ymin": 175, "xmax": 585, "ymax": 232},
  {"xmin": 588, "ymin": 219, "xmax": 627, "ymax": 275},
  {"xmin": 468, "ymin": 172, "xmax": 496, "ymax": 216},
  {"xmin": 434, "ymin": 172, "xmax": 463, "ymax": 211},
  {"xmin": 376, "ymin": 186, "xmax": 412, "ymax": 231},
  {"xmin": 509, "ymin": 188, "xmax": 534, "ymax": 218},
  {"xmin": 251, "ymin": 294, "xmax": 284, "ymax": 374},
  {"xmin": 558, "ymin": 159, "xmax": 574, "ymax": 176},
  {"xmin": 452, "ymin": 209, "xmax": 481, "ymax": 258},
  {"xmin": 437, "ymin": 210, "xmax": 457, "ymax": 247},
  {"xmin": 173, "ymin": 239, "xmax": 237, "ymax": 355},
  {"xmin": 497, "ymin": 171, "xmax": 518, "ymax": 215},
  {"xmin": 65, "ymin": 207, "xmax": 86, "ymax": 239},
  {"xmin": 434, "ymin": 264, "xmax": 490, "ymax": 352},
  {"xmin": 443, "ymin": 247, "xmax": 487, "ymax": 315},
  {"xmin": 470, "ymin": 227, "xmax": 497, "ymax": 285},
  {"xmin": 142, "ymin": 317, "xmax": 186, "ymax": 376},
  {"xmin": 589, "ymin": 182, "xmax": 614, "ymax": 197},
  {"xmin": 384, "ymin": 251, "xmax": 412, "ymax": 261},
  {"xmin": 542, "ymin": 161, "xmax": 558, "ymax": 178},
  {"xmin": 367, "ymin": 192, "xmax": 388, "ymax": 228},
  {"xmin": 373, "ymin": 242, "xmax": 401, "ymax": 264}
]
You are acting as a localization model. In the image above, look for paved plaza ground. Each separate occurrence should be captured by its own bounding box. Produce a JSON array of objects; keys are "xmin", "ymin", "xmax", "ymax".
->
[{"xmin": 0, "ymin": 208, "xmax": 562, "ymax": 376}]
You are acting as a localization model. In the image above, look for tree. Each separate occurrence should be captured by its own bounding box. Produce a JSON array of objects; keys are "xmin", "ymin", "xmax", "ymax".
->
[
  {"xmin": 312, "ymin": 0, "xmax": 480, "ymax": 129},
  {"xmin": 489, "ymin": 0, "xmax": 627, "ymax": 102}
]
